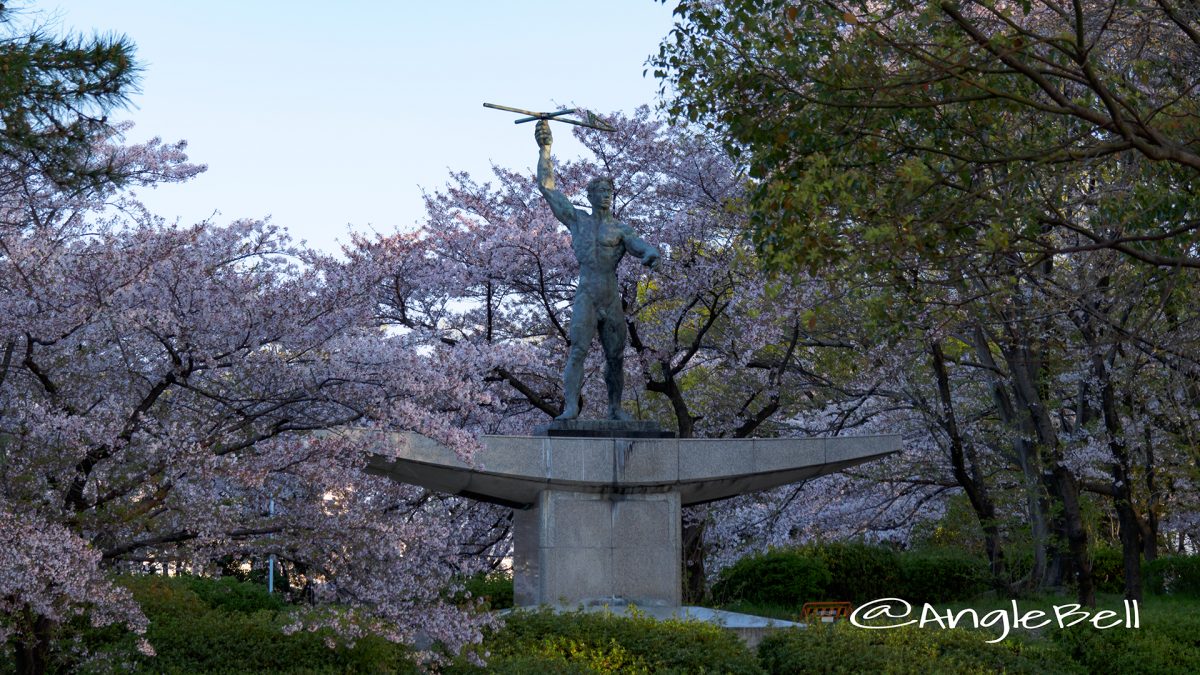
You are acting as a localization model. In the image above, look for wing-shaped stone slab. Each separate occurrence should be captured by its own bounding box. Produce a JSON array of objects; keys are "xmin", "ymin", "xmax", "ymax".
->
[{"xmin": 363, "ymin": 433, "xmax": 900, "ymax": 507}]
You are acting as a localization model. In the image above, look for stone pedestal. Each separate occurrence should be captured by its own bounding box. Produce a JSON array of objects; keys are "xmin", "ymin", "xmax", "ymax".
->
[
  {"xmin": 362, "ymin": 428, "xmax": 901, "ymax": 608},
  {"xmin": 513, "ymin": 490, "xmax": 680, "ymax": 607}
]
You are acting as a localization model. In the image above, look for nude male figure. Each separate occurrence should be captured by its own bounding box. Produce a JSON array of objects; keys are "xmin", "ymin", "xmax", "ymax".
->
[{"xmin": 535, "ymin": 119, "xmax": 660, "ymax": 420}]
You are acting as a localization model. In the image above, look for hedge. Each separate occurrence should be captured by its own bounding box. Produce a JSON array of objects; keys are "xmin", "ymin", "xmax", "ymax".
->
[
  {"xmin": 897, "ymin": 550, "xmax": 989, "ymax": 604},
  {"xmin": 711, "ymin": 545, "xmax": 989, "ymax": 608},
  {"xmin": 0, "ymin": 575, "xmax": 421, "ymax": 674},
  {"xmin": 758, "ymin": 622, "xmax": 1081, "ymax": 674},
  {"xmin": 449, "ymin": 607, "xmax": 763, "ymax": 674},
  {"xmin": 1145, "ymin": 556, "xmax": 1200, "ymax": 596},
  {"xmin": 1047, "ymin": 599, "xmax": 1200, "ymax": 674},
  {"xmin": 710, "ymin": 550, "xmax": 831, "ymax": 606},
  {"xmin": 1089, "ymin": 547, "xmax": 1126, "ymax": 595},
  {"xmin": 454, "ymin": 571, "xmax": 515, "ymax": 611}
]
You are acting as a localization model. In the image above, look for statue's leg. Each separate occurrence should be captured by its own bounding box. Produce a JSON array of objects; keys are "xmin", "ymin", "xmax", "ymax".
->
[
  {"xmin": 599, "ymin": 301, "xmax": 630, "ymax": 421},
  {"xmin": 557, "ymin": 300, "xmax": 596, "ymax": 420}
]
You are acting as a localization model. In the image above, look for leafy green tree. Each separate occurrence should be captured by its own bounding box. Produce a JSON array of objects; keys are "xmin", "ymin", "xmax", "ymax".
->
[
  {"xmin": 654, "ymin": 0, "xmax": 1200, "ymax": 604},
  {"xmin": 655, "ymin": 0, "xmax": 1200, "ymax": 270}
]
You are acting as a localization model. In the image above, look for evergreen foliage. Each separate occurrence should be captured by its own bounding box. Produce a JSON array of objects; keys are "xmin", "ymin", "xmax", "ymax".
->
[
  {"xmin": 1, "ymin": 575, "xmax": 421, "ymax": 674},
  {"xmin": 799, "ymin": 542, "xmax": 903, "ymax": 604},
  {"xmin": 897, "ymin": 550, "xmax": 989, "ymax": 604},
  {"xmin": 449, "ymin": 607, "xmax": 763, "ymax": 675},
  {"xmin": 0, "ymin": 2, "xmax": 140, "ymax": 188},
  {"xmin": 711, "ymin": 549, "xmax": 832, "ymax": 606},
  {"xmin": 758, "ymin": 622, "xmax": 1081, "ymax": 675},
  {"xmin": 712, "ymin": 545, "xmax": 988, "ymax": 608},
  {"xmin": 454, "ymin": 571, "xmax": 515, "ymax": 611},
  {"xmin": 1145, "ymin": 556, "xmax": 1200, "ymax": 597}
]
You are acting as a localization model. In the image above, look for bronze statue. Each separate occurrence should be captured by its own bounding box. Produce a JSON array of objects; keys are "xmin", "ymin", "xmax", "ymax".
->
[{"xmin": 534, "ymin": 119, "xmax": 659, "ymax": 420}]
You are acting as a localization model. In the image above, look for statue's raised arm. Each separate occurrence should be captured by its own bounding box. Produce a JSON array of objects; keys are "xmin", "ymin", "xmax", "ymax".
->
[{"xmin": 535, "ymin": 120, "xmax": 580, "ymax": 231}]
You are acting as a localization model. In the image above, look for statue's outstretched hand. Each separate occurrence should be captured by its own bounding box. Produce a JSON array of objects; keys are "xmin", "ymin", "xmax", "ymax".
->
[
  {"xmin": 642, "ymin": 250, "xmax": 660, "ymax": 270},
  {"xmin": 535, "ymin": 120, "xmax": 553, "ymax": 148}
]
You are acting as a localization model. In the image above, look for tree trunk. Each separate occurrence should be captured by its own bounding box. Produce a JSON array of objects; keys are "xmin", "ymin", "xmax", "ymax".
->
[
  {"xmin": 1116, "ymin": 498, "xmax": 1144, "ymax": 601},
  {"xmin": 971, "ymin": 326, "xmax": 1048, "ymax": 593},
  {"xmin": 1051, "ymin": 465, "xmax": 1096, "ymax": 606},
  {"xmin": 15, "ymin": 612, "xmax": 52, "ymax": 675},
  {"xmin": 1081, "ymin": 309, "xmax": 1144, "ymax": 602},
  {"xmin": 682, "ymin": 508, "xmax": 708, "ymax": 603},
  {"xmin": 1100, "ymin": 393, "xmax": 1143, "ymax": 601},
  {"xmin": 1002, "ymin": 329, "xmax": 1094, "ymax": 602},
  {"xmin": 929, "ymin": 340, "xmax": 1008, "ymax": 589},
  {"xmin": 1142, "ymin": 426, "xmax": 1159, "ymax": 562}
]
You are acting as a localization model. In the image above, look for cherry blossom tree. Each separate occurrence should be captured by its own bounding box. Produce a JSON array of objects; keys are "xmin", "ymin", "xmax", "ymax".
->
[{"xmin": 0, "ymin": 125, "xmax": 501, "ymax": 670}]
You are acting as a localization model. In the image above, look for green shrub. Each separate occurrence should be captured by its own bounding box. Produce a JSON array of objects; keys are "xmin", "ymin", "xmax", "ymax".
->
[
  {"xmin": 758, "ymin": 622, "xmax": 1082, "ymax": 675},
  {"xmin": 709, "ymin": 544, "xmax": 990, "ymax": 610},
  {"xmin": 0, "ymin": 575, "xmax": 420, "ymax": 674},
  {"xmin": 455, "ymin": 571, "xmax": 514, "ymax": 610},
  {"xmin": 800, "ymin": 542, "xmax": 902, "ymax": 604},
  {"xmin": 121, "ymin": 575, "xmax": 418, "ymax": 674},
  {"xmin": 711, "ymin": 550, "xmax": 831, "ymax": 606},
  {"xmin": 907, "ymin": 494, "xmax": 988, "ymax": 557},
  {"xmin": 0, "ymin": 614, "xmax": 146, "ymax": 675},
  {"xmin": 450, "ymin": 607, "xmax": 763, "ymax": 674},
  {"xmin": 1003, "ymin": 548, "xmax": 1037, "ymax": 589},
  {"xmin": 1145, "ymin": 556, "xmax": 1200, "ymax": 596},
  {"xmin": 1089, "ymin": 547, "xmax": 1126, "ymax": 594},
  {"xmin": 1048, "ymin": 601, "xmax": 1200, "ymax": 674},
  {"xmin": 465, "ymin": 636, "xmax": 655, "ymax": 674},
  {"xmin": 898, "ymin": 550, "xmax": 988, "ymax": 603},
  {"xmin": 173, "ymin": 573, "xmax": 289, "ymax": 613}
]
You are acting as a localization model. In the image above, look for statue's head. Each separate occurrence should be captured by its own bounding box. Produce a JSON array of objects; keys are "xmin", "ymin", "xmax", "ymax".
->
[{"xmin": 586, "ymin": 177, "xmax": 614, "ymax": 211}]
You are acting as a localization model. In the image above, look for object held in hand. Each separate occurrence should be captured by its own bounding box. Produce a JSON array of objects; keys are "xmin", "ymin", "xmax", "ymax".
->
[{"xmin": 483, "ymin": 102, "xmax": 616, "ymax": 132}]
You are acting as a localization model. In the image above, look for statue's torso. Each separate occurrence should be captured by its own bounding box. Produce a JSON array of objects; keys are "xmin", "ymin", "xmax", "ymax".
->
[{"xmin": 572, "ymin": 214, "xmax": 625, "ymax": 303}]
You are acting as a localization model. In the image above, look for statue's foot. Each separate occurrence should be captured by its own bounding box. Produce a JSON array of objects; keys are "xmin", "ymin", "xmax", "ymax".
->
[
  {"xmin": 555, "ymin": 405, "xmax": 580, "ymax": 421},
  {"xmin": 607, "ymin": 408, "xmax": 632, "ymax": 421}
]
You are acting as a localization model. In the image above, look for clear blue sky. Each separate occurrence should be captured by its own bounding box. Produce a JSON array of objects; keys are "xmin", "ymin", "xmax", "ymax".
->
[{"xmin": 47, "ymin": 1, "xmax": 679, "ymax": 252}]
